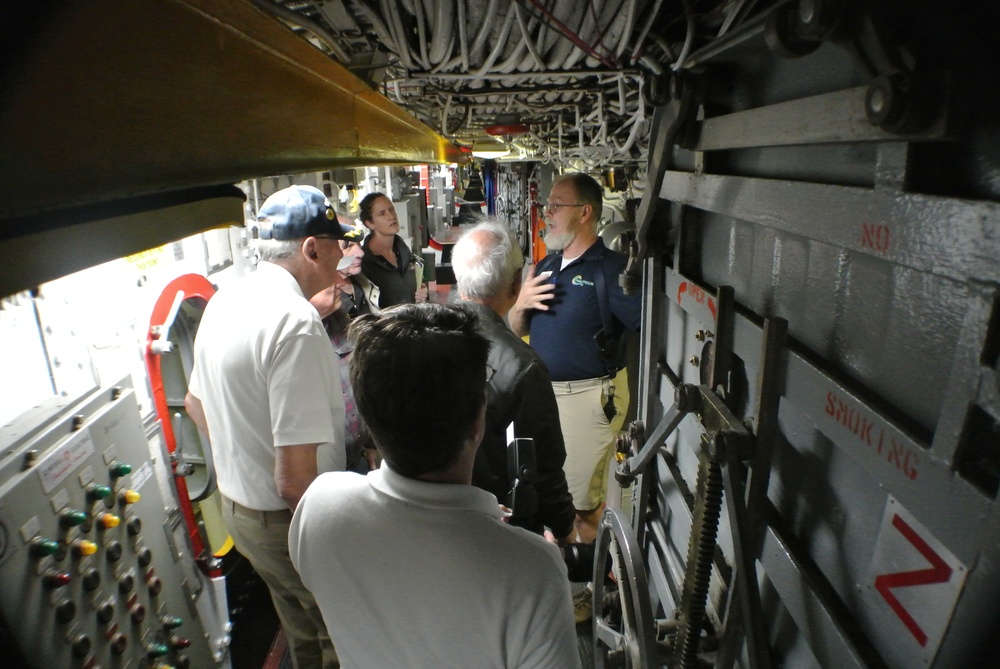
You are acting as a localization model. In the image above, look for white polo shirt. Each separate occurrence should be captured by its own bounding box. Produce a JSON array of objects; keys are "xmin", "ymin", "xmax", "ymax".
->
[
  {"xmin": 189, "ymin": 262, "xmax": 345, "ymax": 510},
  {"xmin": 289, "ymin": 465, "xmax": 582, "ymax": 669}
]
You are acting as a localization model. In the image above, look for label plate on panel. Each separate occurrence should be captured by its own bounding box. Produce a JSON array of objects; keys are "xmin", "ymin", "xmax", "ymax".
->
[
  {"xmin": 867, "ymin": 497, "xmax": 967, "ymax": 664},
  {"xmin": 131, "ymin": 460, "xmax": 153, "ymax": 492},
  {"xmin": 37, "ymin": 431, "xmax": 95, "ymax": 494}
]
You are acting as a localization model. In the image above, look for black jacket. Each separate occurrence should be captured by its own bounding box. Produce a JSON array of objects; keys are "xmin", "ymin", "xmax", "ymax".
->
[
  {"xmin": 464, "ymin": 302, "xmax": 576, "ymax": 539},
  {"xmin": 360, "ymin": 234, "xmax": 418, "ymax": 308}
]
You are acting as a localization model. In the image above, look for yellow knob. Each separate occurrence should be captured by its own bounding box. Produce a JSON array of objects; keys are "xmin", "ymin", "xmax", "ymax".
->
[
  {"xmin": 73, "ymin": 540, "xmax": 99, "ymax": 557},
  {"xmin": 119, "ymin": 490, "xmax": 141, "ymax": 505},
  {"xmin": 98, "ymin": 513, "xmax": 121, "ymax": 529}
]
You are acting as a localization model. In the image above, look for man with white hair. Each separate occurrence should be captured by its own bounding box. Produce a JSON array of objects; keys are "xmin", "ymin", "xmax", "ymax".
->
[
  {"xmin": 186, "ymin": 184, "xmax": 350, "ymax": 668},
  {"xmin": 451, "ymin": 220, "xmax": 576, "ymax": 544}
]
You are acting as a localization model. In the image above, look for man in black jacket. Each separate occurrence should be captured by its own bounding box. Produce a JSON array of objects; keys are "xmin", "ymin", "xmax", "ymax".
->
[{"xmin": 452, "ymin": 220, "xmax": 576, "ymax": 544}]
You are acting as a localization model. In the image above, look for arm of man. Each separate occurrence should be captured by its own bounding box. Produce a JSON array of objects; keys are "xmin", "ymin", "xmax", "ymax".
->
[
  {"xmin": 268, "ymin": 332, "xmax": 346, "ymax": 477},
  {"xmin": 508, "ymin": 265, "xmax": 556, "ymax": 337},
  {"xmin": 606, "ymin": 255, "xmax": 643, "ymax": 332},
  {"xmin": 513, "ymin": 360, "xmax": 576, "ymax": 543},
  {"xmin": 513, "ymin": 545, "xmax": 583, "ymax": 669},
  {"xmin": 275, "ymin": 443, "xmax": 320, "ymax": 511},
  {"xmin": 184, "ymin": 392, "xmax": 211, "ymax": 441}
]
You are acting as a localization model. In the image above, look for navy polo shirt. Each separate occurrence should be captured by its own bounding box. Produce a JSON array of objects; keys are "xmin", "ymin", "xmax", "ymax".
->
[{"xmin": 528, "ymin": 239, "xmax": 641, "ymax": 381}]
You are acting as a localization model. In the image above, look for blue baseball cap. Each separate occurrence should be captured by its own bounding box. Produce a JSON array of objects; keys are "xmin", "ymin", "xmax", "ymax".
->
[{"xmin": 257, "ymin": 185, "xmax": 363, "ymax": 241}]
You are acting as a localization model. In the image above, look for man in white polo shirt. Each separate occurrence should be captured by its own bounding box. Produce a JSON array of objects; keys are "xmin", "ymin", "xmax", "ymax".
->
[
  {"xmin": 289, "ymin": 304, "xmax": 581, "ymax": 669},
  {"xmin": 186, "ymin": 184, "xmax": 357, "ymax": 669}
]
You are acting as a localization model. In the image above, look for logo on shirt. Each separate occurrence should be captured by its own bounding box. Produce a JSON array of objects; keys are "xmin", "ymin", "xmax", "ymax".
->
[{"xmin": 571, "ymin": 275, "xmax": 595, "ymax": 287}]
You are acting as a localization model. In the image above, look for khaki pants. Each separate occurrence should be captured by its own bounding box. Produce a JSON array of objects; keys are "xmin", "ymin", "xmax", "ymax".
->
[
  {"xmin": 551, "ymin": 369, "xmax": 629, "ymax": 510},
  {"xmin": 222, "ymin": 496, "xmax": 339, "ymax": 669}
]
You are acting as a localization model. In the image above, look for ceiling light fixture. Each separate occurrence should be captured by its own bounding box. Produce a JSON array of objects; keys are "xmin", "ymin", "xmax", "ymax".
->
[{"xmin": 471, "ymin": 148, "xmax": 509, "ymax": 160}]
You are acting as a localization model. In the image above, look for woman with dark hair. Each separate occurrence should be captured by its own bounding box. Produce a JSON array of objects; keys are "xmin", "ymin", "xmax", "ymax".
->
[{"xmin": 357, "ymin": 192, "xmax": 427, "ymax": 307}]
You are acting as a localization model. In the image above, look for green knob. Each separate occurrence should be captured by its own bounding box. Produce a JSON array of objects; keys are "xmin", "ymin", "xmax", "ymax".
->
[
  {"xmin": 86, "ymin": 484, "xmax": 113, "ymax": 501},
  {"xmin": 58, "ymin": 510, "xmax": 88, "ymax": 528},
  {"xmin": 146, "ymin": 643, "xmax": 170, "ymax": 658},
  {"xmin": 109, "ymin": 461, "xmax": 132, "ymax": 478},
  {"xmin": 30, "ymin": 537, "xmax": 60, "ymax": 557},
  {"xmin": 161, "ymin": 615, "xmax": 184, "ymax": 629}
]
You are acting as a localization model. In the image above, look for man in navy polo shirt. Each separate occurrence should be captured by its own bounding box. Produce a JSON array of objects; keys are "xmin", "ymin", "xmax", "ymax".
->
[{"xmin": 509, "ymin": 173, "xmax": 641, "ymax": 545}]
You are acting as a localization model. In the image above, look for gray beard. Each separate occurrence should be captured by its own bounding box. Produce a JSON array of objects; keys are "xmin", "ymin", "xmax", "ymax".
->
[{"xmin": 543, "ymin": 229, "xmax": 574, "ymax": 251}]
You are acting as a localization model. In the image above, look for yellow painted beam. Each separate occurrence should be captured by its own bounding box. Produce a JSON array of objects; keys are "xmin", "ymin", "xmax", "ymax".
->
[
  {"xmin": 0, "ymin": 189, "xmax": 247, "ymax": 299},
  {"xmin": 0, "ymin": 0, "xmax": 467, "ymax": 222}
]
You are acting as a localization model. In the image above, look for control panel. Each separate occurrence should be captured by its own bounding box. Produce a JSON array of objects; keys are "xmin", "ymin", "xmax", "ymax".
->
[{"xmin": 0, "ymin": 381, "xmax": 228, "ymax": 668}]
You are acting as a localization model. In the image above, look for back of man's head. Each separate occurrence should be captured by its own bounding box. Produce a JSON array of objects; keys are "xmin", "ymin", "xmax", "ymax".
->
[
  {"xmin": 452, "ymin": 221, "xmax": 523, "ymax": 301},
  {"xmin": 555, "ymin": 172, "xmax": 604, "ymax": 223},
  {"xmin": 349, "ymin": 303, "xmax": 491, "ymax": 478}
]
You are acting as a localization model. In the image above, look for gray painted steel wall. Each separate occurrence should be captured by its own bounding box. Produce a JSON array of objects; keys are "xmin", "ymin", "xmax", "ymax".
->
[{"xmin": 617, "ymin": 5, "xmax": 1000, "ymax": 668}]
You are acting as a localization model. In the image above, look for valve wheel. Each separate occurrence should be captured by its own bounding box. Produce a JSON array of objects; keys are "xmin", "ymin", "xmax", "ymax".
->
[{"xmin": 593, "ymin": 508, "xmax": 657, "ymax": 668}]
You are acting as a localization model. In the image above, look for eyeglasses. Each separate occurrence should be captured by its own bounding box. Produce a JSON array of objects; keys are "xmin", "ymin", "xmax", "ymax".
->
[
  {"xmin": 541, "ymin": 203, "xmax": 586, "ymax": 215},
  {"xmin": 313, "ymin": 235, "xmax": 360, "ymax": 250},
  {"xmin": 486, "ymin": 364, "xmax": 497, "ymax": 384}
]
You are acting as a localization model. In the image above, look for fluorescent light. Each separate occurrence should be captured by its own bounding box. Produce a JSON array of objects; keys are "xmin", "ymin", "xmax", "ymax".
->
[{"xmin": 472, "ymin": 149, "xmax": 509, "ymax": 160}]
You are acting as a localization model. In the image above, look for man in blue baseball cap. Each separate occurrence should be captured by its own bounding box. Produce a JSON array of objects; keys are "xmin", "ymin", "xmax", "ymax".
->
[
  {"xmin": 186, "ymin": 184, "xmax": 351, "ymax": 668},
  {"xmin": 257, "ymin": 184, "xmax": 363, "ymax": 243}
]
